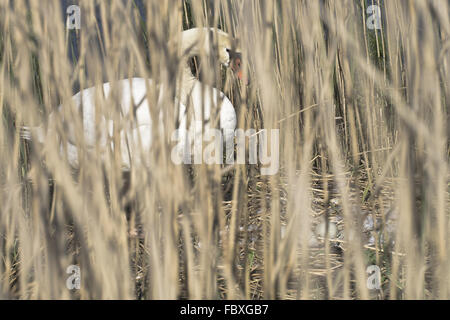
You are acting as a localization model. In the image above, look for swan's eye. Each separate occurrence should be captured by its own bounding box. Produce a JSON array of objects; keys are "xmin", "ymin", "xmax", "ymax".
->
[{"xmin": 226, "ymin": 48, "xmax": 231, "ymax": 53}]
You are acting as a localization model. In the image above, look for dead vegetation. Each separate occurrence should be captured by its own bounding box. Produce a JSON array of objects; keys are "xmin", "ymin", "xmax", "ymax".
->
[{"xmin": 0, "ymin": 0, "xmax": 449, "ymax": 299}]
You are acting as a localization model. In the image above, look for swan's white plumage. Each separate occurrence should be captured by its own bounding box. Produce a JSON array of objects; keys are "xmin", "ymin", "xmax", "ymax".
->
[
  {"xmin": 56, "ymin": 78, "xmax": 158, "ymax": 168},
  {"xmin": 41, "ymin": 77, "xmax": 236, "ymax": 169},
  {"xmin": 176, "ymin": 81, "xmax": 237, "ymax": 163},
  {"xmin": 25, "ymin": 28, "xmax": 238, "ymax": 169}
]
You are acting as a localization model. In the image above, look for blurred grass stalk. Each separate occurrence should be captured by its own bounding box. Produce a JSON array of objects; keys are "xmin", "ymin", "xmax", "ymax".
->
[{"xmin": 0, "ymin": 0, "xmax": 448, "ymax": 299}]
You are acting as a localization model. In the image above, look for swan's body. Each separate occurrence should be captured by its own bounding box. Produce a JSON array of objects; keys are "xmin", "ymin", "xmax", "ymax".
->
[
  {"xmin": 24, "ymin": 28, "xmax": 240, "ymax": 169},
  {"xmin": 55, "ymin": 78, "xmax": 156, "ymax": 169},
  {"xmin": 177, "ymin": 81, "xmax": 237, "ymax": 164},
  {"xmin": 57, "ymin": 78, "xmax": 236, "ymax": 168}
]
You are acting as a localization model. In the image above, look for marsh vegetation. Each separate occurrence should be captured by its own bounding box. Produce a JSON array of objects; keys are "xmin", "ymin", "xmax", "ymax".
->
[{"xmin": 0, "ymin": 0, "xmax": 449, "ymax": 299}]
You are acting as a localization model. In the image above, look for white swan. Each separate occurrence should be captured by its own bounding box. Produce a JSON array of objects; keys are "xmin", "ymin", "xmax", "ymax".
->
[{"xmin": 22, "ymin": 27, "xmax": 241, "ymax": 169}]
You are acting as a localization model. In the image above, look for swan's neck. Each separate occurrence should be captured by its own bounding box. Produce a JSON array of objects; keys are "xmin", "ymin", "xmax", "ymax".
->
[
  {"xmin": 178, "ymin": 28, "xmax": 211, "ymax": 103},
  {"xmin": 180, "ymin": 63, "xmax": 197, "ymax": 92},
  {"xmin": 180, "ymin": 28, "xmax": 209, "ymax": 59}
]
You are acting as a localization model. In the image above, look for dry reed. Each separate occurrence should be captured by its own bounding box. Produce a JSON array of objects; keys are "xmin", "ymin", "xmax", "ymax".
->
[{"xmin": 0, "ymin": 0, "xmax": 449, "ymax": 299}]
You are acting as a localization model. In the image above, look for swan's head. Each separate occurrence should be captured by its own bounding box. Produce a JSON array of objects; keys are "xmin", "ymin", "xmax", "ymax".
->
[
  {"xmin": 181, "ymin": 28, "xmax": 246, "ymax": 83},
  {"xmin": 214, "ymin": 29, "xmax": 237, "ymax": 67},
  {"xmin": 214, "ymin": 30, "xmax": 246, "ymax": 83}
]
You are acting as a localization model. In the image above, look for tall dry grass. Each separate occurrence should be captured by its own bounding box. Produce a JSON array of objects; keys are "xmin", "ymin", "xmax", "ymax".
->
[{"xmin": 0, "ymin": 0, "xmax": 449, "ymax": 299}]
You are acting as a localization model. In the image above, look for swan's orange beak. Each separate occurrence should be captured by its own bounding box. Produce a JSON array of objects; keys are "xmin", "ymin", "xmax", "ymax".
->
[{"xmin": 231, "ymin": 54, "xmax": 249, "ymax": 85}]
